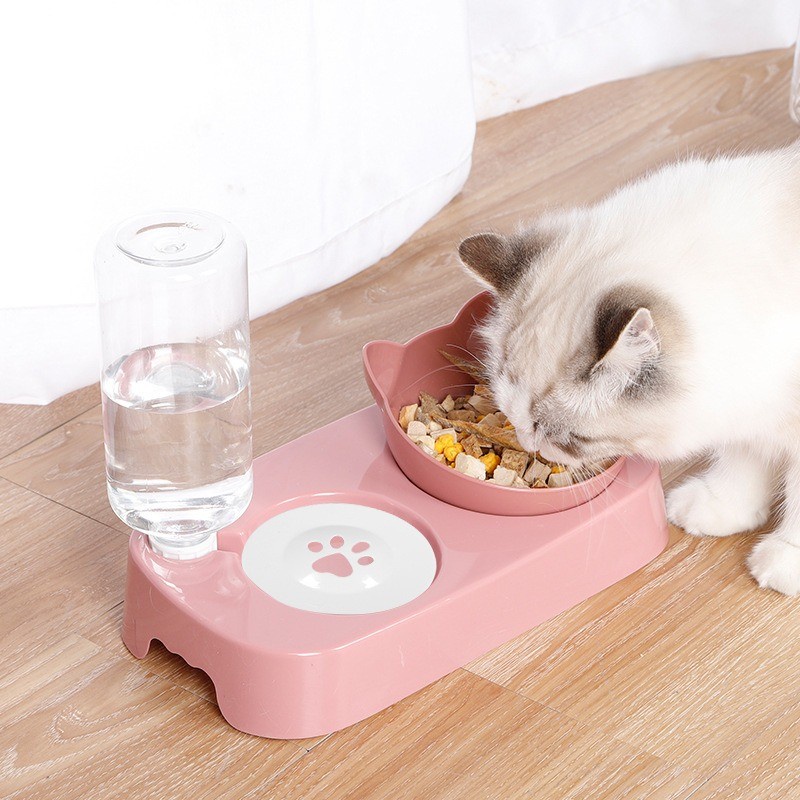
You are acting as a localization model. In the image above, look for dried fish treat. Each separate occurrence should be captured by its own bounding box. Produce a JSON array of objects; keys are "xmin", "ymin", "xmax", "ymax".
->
[
  {"xmin": 479, "ymin": 412, "xmax": 504, "ymax": 429},
  {"xmin": 434, "ymin": 417, "xmax": 524, "ymax": 452},
  {"xmin": 414, "ymin": 407, "xmax": 432, "ymax": 425},
  {"xmin": 419, "ymin": 391, "xmax": 439, "ymax": 416},
  {"xmin": 438, "ymin": 349, "xmax": 486, "ymax": 381},
  {"xmin": 447, "ymin": 409, "xmax": 478, "ymax": 423},
  {"xmin": 468, "ymin": 394, "xmax": 496, "ymax": 416}
]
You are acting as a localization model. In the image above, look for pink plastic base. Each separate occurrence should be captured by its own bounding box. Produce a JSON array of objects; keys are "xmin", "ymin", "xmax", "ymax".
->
[{"xmin": 122, "ymin": 406, "xmax": 668, "ymax": 740}]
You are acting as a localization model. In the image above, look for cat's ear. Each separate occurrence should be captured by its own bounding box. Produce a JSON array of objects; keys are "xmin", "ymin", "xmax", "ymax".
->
[
  {"xmin": 458, "ymin": 233, "xmax": 528, "ymax": 293},
  {"xmin": 593, "ymin": 307, "xmax": 660, "ymax": 388}
]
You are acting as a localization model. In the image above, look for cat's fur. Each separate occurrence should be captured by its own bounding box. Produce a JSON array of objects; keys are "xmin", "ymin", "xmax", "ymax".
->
[{"xmin": 459, "ymin": 144, "xmax": 800, "ymax": 595}]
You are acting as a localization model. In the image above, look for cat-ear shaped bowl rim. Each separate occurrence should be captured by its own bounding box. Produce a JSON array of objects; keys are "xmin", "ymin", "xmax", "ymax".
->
[
  {"xmin": 362, "ymin": 292, "xmax": 625, "ymax": 516},
  {"xmin": 362, "ymin": 293, "xmax": 493, "ymax": 408}
]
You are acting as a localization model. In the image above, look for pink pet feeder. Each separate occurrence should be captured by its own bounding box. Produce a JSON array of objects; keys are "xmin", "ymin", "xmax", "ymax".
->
[{"xmin": 122, "ymin": 294, "xmax": 669, "ymax": 739}]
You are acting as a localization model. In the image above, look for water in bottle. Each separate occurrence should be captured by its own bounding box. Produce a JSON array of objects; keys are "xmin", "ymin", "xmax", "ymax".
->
[{"xmin": 101, "ymin": 330, "xmax": 253, "ymax": 545}]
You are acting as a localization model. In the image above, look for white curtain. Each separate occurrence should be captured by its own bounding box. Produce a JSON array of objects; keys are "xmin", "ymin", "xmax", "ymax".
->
[
  {"xmin": 2, "ymin": 0, "xmax": 796, "ymax": 404},
  {"xmin": 1, "ymin": 1, "xmax": 475, "ymax": 404},
  {"xmin": 469, "ymin": 0, "xmax": 798, "ymax": 119}
]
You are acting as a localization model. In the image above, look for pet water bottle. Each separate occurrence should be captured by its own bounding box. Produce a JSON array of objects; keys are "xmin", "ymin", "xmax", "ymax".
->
[{"xmin": 95, "ymin": 210, "xmax": 253, "ymax": 559}]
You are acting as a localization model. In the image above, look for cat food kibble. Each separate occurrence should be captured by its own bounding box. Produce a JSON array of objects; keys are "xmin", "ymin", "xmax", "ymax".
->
[
  {"xmin": 479, "ymin": 451, "xmax": 501, "ymax": 475},
  {"xmin": 499, "ymin": 449, "xmax": 528, "ymax": 477},
  {"xmin": 396, "ymin": 350, "xmax": 613, "ymax": 490},
  {"xmin": 406, "ymin": 420, "xmax": 428, "ymax": 439},
  {"xmin": 398, "ymin": 403, "xmax": 419, "ymax": 431},
  {"xmin": 454, "ymin": 452, "xmax": 486, "ymax": 479},
  {"xmin": 491, "ymin": 466, "xmax": 517, "ymax": 487},
  {"xmin": 523, "ymin": 458, "xmax": 551, "ymax": 485},
  {"xmin": 547, "ymin": 470, "xmax": 574, "ymax": 488}
]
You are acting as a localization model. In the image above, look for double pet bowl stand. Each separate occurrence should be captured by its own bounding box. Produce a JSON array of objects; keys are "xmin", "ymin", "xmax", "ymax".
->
[{"xmin": 122, "ymin": 295, "xmax": 669, "ymax": 739}]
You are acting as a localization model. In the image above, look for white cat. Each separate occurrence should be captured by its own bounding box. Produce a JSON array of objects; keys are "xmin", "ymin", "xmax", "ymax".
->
[{"xmin": 459, "ymin": 144, "xmax": 800, "ymax": 595}]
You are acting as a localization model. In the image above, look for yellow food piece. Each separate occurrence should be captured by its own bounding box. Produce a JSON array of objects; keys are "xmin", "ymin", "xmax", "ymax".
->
[
  {"xmin": 550, "ymin": 465, "xmax": 566, "ymax": 473},
  {"xmin": 503, "ymin": 422, "xmax": 514, "ymax": 429},
  {"xmin": 434, "ymin": 434, "xmax": 455, "ymax": 454},
  {"xmin": 479, "ymin": 452, "xmax": 501, "ymax": 476},
  {"xmin": 443, "ymin": 443, "xmax": 464, "ymax": 462}
]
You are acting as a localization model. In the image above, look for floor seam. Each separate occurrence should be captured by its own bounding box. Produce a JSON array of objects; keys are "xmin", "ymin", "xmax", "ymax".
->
[
  {"xmin": 463, "ymin": 664, "xmax": 709, "ymax": 781},
  {"xmin": 0, "ymin": 399, "xmax": 101, "ymax": 463},
  {"xmin": 0, "ymin": 473, "xmax": 126, "ymax": 536}
]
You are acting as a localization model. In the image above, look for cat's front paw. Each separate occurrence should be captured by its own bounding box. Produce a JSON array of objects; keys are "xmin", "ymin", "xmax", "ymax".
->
[
  {"xmin": 666, "ymin": 476, "xmax": 768, "ymax": 537},
  {"xmin": 747, "ymin": 537, "xmax": 800, "ymax": 596}
]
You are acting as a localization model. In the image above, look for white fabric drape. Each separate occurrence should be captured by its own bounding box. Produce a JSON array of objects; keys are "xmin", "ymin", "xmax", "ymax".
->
[
  {"xmin": 469, "ymin": 0, "xmax": 798, "ymax": 119},
  {"xmin": 1, "ymin": 1, "xmax": 474, "ymax": 404},
  {"xmin": 2, "ymin": 0, "xmax": 797, "ymax": 404}
]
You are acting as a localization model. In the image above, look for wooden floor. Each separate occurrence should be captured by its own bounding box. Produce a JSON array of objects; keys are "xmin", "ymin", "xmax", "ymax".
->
[{"xmin": 2, "ymin": 49, "xmax": 799, "ymax": 800}]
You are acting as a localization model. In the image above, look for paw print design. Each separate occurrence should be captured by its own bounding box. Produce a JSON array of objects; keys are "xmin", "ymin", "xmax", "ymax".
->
[{"xmin": 307, "ymin": 536, "xmax": 374, "ymax": 577}]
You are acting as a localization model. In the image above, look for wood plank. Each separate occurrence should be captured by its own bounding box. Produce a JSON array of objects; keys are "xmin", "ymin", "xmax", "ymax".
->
[
  {"xmin": 0, "ymin": 635, "xmax": 303, "ymax": 799},
  {"xmin": 0, "ymin": 48, "xmax": 798, "ymax": 799},
  {"xmin": 260, "ymin": 670, "xmax": 701, "ymax": 800},
  {"xmin": 76, "ymin": 603, "xmax": 329, "ymax": 752},
  {"xmin": 79, "ymin": 602, "xmax": 216, "ymax": 704},
  {"xmin": 0, "ymin": 477, "xmax": 127, "ymax": 665},
  {"xmin": 0, "ymin": 384, "xmax": 98, "ymax": 461},
  {"xmin": 0, "ymin": 408, "xmax": 123, "ymax": 532},
  {"xmin": 688, "ymin": 696, "xmax": 800, "ymax": 800},
  {"xmin": 468, "ymin": 527, "xmax": 800, "ymax": 775}
]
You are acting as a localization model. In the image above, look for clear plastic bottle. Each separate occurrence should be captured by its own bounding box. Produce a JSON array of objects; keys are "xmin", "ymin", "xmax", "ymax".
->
[{"xmin": 95, "ymin": 210, "xmax": 253, "ymax": 559}]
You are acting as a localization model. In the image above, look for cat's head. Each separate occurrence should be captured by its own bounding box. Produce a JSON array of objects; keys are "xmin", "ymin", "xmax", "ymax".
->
[{"xmin": 458, "ymin": 229, "xmax": 681, "ymax": 466}]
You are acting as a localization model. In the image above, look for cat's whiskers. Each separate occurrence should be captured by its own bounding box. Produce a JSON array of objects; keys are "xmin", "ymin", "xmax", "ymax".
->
[
  {"xmin": 445, "ymin": 342, "xmax": 490, "ymax": 373},
  {"xmin": 397, "ymin": 364, "xmax": 480, "ymax": 396}
]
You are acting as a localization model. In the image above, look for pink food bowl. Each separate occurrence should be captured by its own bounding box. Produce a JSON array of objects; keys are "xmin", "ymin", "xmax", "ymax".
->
[{"xmin": 362, "ymin": 292, "xmax": 625, "ymax": 516}]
